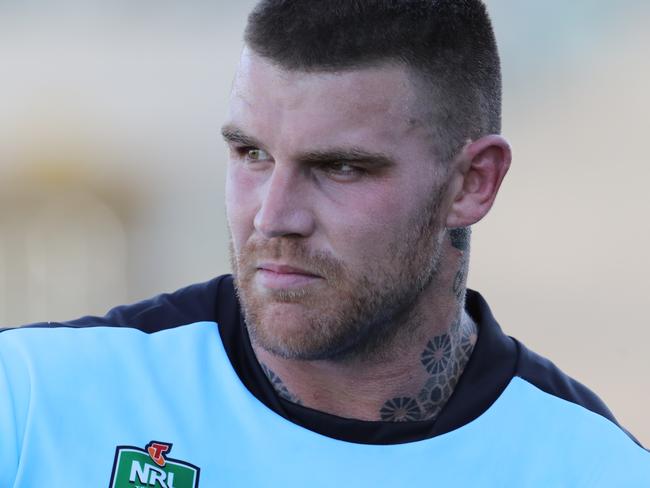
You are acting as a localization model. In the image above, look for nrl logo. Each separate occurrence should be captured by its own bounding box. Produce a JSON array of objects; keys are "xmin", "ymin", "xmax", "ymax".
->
[{"xmin": 109, "ymin": 441, "xmax": 200, "ymax": 488}]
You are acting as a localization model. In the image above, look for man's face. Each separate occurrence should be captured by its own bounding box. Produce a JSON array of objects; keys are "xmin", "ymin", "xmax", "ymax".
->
[{"xmin": 224, "ymin": 50, "xmax": 453, "ymax": 361}]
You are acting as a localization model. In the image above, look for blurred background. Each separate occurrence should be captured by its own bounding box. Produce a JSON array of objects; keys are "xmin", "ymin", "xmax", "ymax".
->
[{"xmin": 0, "ymin": 1, "xmax": 648, "ymax": 445}]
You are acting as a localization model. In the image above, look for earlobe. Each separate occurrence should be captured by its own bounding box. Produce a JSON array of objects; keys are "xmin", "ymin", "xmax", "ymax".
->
[{"xmin": 445, "ymin": 135, "xmax": 511, "ymax": 228}]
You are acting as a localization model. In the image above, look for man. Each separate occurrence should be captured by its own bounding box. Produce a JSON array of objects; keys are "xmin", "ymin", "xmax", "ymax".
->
[{"xmin": 1, "ymin": 0, "xmax": 648, "ymax": 486}]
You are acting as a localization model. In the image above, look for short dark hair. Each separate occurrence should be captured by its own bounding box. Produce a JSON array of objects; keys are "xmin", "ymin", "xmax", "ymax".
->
[{"xmin": 244, "ymin": 0, "xmax": 501, "ymax": 165}]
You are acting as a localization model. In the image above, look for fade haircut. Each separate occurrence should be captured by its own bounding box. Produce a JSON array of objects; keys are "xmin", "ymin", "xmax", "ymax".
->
[{"xmin": 244, "ymin": 0, "xmax": 502, "ymax": 166}]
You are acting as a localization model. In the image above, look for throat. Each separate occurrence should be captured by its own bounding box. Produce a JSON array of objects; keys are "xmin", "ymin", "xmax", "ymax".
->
[
  {"xmin": 256, "ymin": 312, "xmax": 478, "ymax": 422},
  {"xmin": 381, "ymin": 313, "xmax": 478, "ymax": 421}
]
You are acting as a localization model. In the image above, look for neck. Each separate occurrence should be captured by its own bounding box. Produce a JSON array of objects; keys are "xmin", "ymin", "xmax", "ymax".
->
[{"xmin": 252, "ymin": 236, "xmax": 477, "ymax": 422}]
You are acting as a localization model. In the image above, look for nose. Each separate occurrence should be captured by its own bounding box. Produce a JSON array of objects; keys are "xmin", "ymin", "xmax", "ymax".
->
[{"xmin": 253, "ymin": 165, "xmax": 315, "ymax": 239}]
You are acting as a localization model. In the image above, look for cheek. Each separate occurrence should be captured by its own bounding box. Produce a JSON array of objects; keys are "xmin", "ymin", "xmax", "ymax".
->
[
  {"xmin": 225, "ymin": 165, "xmax": 259, "ymax": 249},
  {"xmin": 325, "ymin": 187, "xmax": 413, "ymax": 261},
  {"xmin": 332, "ymin": 169, "xmax": 443, "ymax": 262}
]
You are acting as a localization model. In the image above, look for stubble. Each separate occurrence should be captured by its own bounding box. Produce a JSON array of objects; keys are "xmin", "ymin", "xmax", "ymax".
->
[{"xmin": 231, "ymin": 186, "xmax": 447, "ymax": 363}]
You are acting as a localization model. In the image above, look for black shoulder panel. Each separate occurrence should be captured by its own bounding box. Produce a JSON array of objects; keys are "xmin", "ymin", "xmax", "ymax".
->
[
  {"xmin": 1, "ymin": 275, "xmax": 228, "ymax": 334},
  {"xmin": 514, "ymin": 339, "xmax": 644, "ymax": 448}
]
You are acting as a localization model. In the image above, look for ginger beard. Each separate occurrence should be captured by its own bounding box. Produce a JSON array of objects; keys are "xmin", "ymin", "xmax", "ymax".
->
[{"xmin": 231, "ymin": 190, "xmax": 447, "ymax": 362}]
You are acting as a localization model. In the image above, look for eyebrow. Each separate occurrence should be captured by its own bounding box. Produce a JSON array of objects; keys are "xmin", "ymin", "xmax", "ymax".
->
[
  {"xmin": 221, "ymin": 124, "xmax": 262, "ymax": 147},
  {"xmin": 296, "ymin": 148, "xmax": 395, "ymax": 169},
  {"xmin": 220, "ymin": 124, "xmax": 395, "ymax": 169}
]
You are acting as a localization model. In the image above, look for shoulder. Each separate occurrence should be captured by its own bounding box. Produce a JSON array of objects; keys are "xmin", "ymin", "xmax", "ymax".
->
[
  {"xmin": 514, "ymin": 339, "xmax": 616, "ymax": 424},
  {"xmin": 512, "ymin": 337, "xmax": 647, "ymax": 451},
  {"xmin": 486, "ymin": 325, "xmax": 650, "ymax": 482},
  {"xmin": 0, "ymin": 274, "xmax": 239, "ymax": 394},
  {"xmin": 486, "ymin": 374, "xmax": 650, "ymax": 485},
  {"xmin": 464, "ymin": 289, "xmax": 649, "ymax": 475},
  {"xmin": 0, "ymin": 276, "xmax": 241, "ymax": 487},
  {"xmin": 0, "ymin": 274, "xmax": 236, "ymax": 335}
]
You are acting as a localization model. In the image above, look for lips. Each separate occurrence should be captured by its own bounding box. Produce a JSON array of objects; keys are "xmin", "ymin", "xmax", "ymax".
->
[
  {"xmin": 257, "ymin": 263, "xmax": 320, "ymax": 277},
  {"xmin": 255, "ymin": 262, "xmax": 322, "ymax": 289}
]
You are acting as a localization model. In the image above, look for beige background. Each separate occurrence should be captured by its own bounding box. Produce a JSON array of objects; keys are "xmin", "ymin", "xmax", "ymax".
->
[{"xmin": 0, "ymin": 1, "xmax": 648, "ymax": 445}]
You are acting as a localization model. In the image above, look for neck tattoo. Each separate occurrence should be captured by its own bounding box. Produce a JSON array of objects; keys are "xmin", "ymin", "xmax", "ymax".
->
[
  {"xmin": 259, "ymin": 315, "xmax": 478, "ymax": 422},
  {"xmin": 259, "ymin": 362, "xmax": 302, "ymax": 405},
  {"xmin": 259, "ymin": 235, "xmax": 477, "ymax": 422},
  {"xmin": 379, "ymin": 315, "xmax": 477, "ymax": 422}
]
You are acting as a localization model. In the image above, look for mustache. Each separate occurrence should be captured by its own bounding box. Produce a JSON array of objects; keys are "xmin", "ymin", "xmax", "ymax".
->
[{"xmin": 238, "ymin": 238, "xmax": 344, "ymax": 279}]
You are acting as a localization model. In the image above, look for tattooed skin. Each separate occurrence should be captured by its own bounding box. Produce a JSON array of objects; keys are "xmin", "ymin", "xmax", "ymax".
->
[
  {"xmin": 452, "ymin": 255, "xmax": 468, "ymax": 303},
  {"xmin": 262, "ymin": 230, "xmax": 478, "ymax": 421},
  {"xmin": 379, "ymin": 397, "xmax": 422, "ymax": 422},
  {"xmin": 380, "ymin": 236, "xmax": 477, "ymax": 422},
  {"xmin": 421, "ymin": 334, "xmax": 453, "ymax": 375},
  {"xmin": 260, "ymin": 317, "xmax": 477, "ymax": 417},
  {"xmin": 449, "ymin": 227, "xmax": 471, "ymax": 252},
  {"xmin": 260, "ymin": 363, "xmax": 302, "ymax": 404},
  {"xmin": 380, "ymin": 316, "xmax": 478, "ymax": 421}
]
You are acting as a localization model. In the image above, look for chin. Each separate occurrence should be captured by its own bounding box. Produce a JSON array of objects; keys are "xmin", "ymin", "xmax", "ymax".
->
[
  {"xmin": 258, "ymin": 302, "xmax": 312, "ymax": 331},
  {"xmin": 245, "ymin": 301, "xmax": 325, "ymax": 358},
  {"xmin": 243, "ymin": 296, "xmax": 358, "ymax": 361}
]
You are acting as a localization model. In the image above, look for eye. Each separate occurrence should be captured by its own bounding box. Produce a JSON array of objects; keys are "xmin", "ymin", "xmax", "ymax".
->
[
  {"xmin": 324, "ymin": 161, "xmax": 363, "ymax": 176},
  {"xmin": 320, "ymin": 161, "xmax": 367, "ymax": 181},
  {"xmin": 244, "ymin": 147, "xmax": 271, "ymax": 162}
]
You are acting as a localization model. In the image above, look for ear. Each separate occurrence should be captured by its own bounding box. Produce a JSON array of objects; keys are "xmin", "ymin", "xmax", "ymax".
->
[{"xmin": 446, "ymin": 135, "xmax": 511, "ymax": 228}]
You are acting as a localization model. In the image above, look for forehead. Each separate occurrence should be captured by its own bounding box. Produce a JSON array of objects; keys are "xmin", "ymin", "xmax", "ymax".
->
[{"xmin": 228, "ymin": 49, "xmax": 428, "ymax": 152}]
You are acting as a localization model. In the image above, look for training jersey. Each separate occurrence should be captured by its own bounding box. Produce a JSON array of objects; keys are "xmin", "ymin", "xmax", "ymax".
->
[{"xmin": 0, "ymin": 275, "xmax": 648, "ymax": 487}]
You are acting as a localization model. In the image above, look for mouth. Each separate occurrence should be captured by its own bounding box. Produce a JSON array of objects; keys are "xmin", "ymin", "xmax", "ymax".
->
[{"xmin": 255, "ymin": 262, "xmax": 323, "ymax": 289}]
